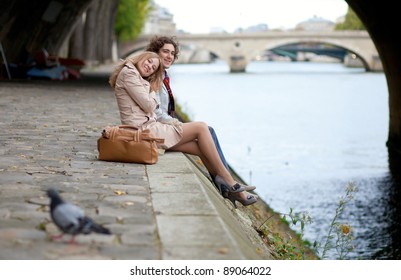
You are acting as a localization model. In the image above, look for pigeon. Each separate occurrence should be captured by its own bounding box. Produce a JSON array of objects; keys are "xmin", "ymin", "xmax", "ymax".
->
[{"xmin": 46, "ymin": 188, "xmax": 111, "ymax": 243}]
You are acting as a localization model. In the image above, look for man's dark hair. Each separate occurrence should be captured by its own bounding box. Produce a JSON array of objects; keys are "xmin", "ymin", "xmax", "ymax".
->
[{"xmin": 145, "ymin": 36, "xmax": 180, "ymax": 61}]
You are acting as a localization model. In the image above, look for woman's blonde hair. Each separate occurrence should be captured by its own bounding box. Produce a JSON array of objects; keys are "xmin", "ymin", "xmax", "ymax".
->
[{"xmin": 109, "ymin": 51, "xmax": 163, "ymax": 92}]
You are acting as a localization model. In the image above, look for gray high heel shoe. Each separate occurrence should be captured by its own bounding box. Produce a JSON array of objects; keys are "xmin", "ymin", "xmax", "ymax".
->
[
  {"xmin": 227, "ymin": 192, "xmax": 257, "ymax": 209},
  {"xmin": 221, "ymin": 184, "xmax": 256, "ymax": 198},
  {"xmin": 214, "ymin": 175, "xmax": 244, "ymax": 193}
]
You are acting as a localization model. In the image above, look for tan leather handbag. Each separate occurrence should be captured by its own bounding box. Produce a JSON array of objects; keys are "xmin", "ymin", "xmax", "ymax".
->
[{"xmin": 97, "ymin": 125, "xmax": 164, "ymax": 164}]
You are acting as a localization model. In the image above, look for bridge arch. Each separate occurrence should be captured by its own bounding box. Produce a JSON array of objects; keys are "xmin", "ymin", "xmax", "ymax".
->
[{"xmin": 262, "ymin": 40, "xmax": 371, "ymax": 69}]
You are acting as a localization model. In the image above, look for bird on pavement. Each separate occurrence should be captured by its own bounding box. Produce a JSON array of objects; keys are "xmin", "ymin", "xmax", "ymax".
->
[{"xmin": 46, "ymin": 188, "xmax": 111, "ymax": 244}]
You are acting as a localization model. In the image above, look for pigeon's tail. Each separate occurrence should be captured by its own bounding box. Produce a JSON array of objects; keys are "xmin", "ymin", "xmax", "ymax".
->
[
  {"xmin": 81, "ymin": 217, "xmax": 111, "ymax": 235},
  {"xmin": 91, "ymin": 223, "xmax": 111, "ymax": 235}
]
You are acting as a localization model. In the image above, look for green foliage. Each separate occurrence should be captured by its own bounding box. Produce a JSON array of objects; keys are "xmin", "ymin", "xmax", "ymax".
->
[
  {"xmin": 258, "ymin": 209, "xmax": 314, "ymax": 260},
  {"xmin": 269, "ymin": 232, "xmax": 300, "ymax": 260},
  {"xmin": 175, "ymin": 103, "xmax": 192, "ymax": 122},
  {"xmin": 115, "ymin": 0, "xmax": 151, "ymax": 42},
  {"xmin": 335, "ymin": 6, "xmax": 365, "ymax": 30},
  {"xmin": 277, "ymin": 208, "xmax": 313, "ymax": 259}
]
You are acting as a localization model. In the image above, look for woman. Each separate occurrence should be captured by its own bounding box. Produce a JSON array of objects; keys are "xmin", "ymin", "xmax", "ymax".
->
[
  {"xmin": 145, "ymin": 36, "xmax": 257, "ymax": 207},
  {"xmin": 109, "ymin": 51, "xmax": 256, "ymax": 208}
]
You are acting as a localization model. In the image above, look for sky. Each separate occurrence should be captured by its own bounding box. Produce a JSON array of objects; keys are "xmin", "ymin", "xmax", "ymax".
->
[{"xmin": 154, "ymin": 0, "xmax": 349, "ymax": 33}]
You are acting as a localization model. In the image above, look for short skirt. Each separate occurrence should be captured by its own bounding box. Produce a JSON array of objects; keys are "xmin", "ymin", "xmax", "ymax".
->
[{"xmin": 142, "ymin": 121, "xmax": 183, "ymax": 149}]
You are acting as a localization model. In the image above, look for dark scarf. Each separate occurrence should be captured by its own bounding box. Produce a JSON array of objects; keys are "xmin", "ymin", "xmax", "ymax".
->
[{"xmin": 163, "ymin": 70, "xmax": 175, "ymax": 117}]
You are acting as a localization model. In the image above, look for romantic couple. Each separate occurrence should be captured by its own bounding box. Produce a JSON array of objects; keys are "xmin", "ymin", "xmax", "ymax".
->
[{"xmin": 109, "ymin": 36, "xmax": 257, "ymax": 208}]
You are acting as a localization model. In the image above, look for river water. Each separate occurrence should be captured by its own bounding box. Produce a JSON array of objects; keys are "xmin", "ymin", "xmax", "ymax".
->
[{"xmin": 166, "ymin": 59, "xmax": 400, "ymax": 259}]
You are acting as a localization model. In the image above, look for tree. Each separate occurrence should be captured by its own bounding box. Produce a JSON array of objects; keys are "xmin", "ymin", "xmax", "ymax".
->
[
  {"xmin": 335, "ymin": 6, "xmax": 365, "ymax": 30},
  {"xmin": 114, "ymin": 0, "xmax": 151, "ymax": 42}
]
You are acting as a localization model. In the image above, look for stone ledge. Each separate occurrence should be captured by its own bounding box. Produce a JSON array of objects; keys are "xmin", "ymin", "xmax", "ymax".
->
[{"xmin": 147, "ymin": 152, "xmax": 272, "ymax": 259}]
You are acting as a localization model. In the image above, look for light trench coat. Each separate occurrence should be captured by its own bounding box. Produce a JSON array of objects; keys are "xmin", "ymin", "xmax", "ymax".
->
[{"xmin": 114, "ymin": 62, "xmax": 183, "ymax": 149}]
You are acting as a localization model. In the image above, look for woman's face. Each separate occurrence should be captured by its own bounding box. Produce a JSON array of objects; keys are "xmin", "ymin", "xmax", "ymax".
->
[
  {"xmin": 138, "ymin": 57, "xmax": 160, "ymax": 77},
  {"xmin": 158, "ymin": 43, "xmax": 175, "ymax": 69}
]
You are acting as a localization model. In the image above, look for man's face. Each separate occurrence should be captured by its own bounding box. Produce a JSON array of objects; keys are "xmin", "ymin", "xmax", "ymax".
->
[{"xmin": 158, "ymin": 43, "xmax": 175, "ymax": 69}]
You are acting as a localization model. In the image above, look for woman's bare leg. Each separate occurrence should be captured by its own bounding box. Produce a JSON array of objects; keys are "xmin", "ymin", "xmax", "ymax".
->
[
  {"xmin": 169, "ymin": 140, "xmax": 215, "ymax": 174},
  {"xmin": 169, "ymin": 122, "xmax": 236, "ymax": 186}
]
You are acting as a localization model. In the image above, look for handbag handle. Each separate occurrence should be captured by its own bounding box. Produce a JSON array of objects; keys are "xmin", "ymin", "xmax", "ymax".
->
[
  {"xmin": 117, "ymin": 125, "xmax": 164, "ymax": 144},
  {"xmin": 103, "ymin": 125, "xmax": 164, "ymax": 144},
  {"xmin": 142, "ymin": 135, "xmax": 165, "ymax": 144}
]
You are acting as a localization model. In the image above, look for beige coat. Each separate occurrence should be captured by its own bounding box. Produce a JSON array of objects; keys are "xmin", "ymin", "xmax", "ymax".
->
[{"xmin": 114, "ymin": 62, "xmax": 183, "ymax": 149}]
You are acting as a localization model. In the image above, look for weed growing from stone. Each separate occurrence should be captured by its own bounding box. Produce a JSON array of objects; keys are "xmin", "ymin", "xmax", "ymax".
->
[{"xmin": 258, "ymin": 181, "xmax": 358, "ymax": 260}]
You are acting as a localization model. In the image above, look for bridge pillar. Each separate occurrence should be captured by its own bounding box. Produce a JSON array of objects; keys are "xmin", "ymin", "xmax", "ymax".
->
[
  {"xmin": 229, "ymin": 55, "xmax": 247, "ymax": 73},
  {"xmin": 370, "ymin": 55, "xmax": 383, "ymax": 71}
]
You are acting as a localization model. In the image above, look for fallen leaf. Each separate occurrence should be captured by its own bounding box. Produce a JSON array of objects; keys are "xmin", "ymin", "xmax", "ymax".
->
[
  {"xmin": 218, "ymin": 247, "xmax": 228, "ymax": 254},
  {"xmin": 114, "ymin": 190, "xmax": 127, "ymax": 195},
  {"xmin": 124, "ymin": 201, "xmax": 134, "ymax": 206}
]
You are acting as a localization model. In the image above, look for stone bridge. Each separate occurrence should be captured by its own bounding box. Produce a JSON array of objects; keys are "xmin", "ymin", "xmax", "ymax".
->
[{"xmin": 120, "ymin": 30, "xmax": 380, "ymax": 72}]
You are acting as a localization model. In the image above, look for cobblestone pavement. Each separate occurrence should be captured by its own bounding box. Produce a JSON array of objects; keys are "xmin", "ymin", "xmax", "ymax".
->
[{"xmin": 0, "ymin": 73, "xmax": 271, "ymax": 260}]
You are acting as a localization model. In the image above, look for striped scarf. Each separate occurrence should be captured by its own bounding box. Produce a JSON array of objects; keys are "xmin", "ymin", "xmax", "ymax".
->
[{"xmin": 163, "ymin": 70, "xmax": 175, "ymax": 117}]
